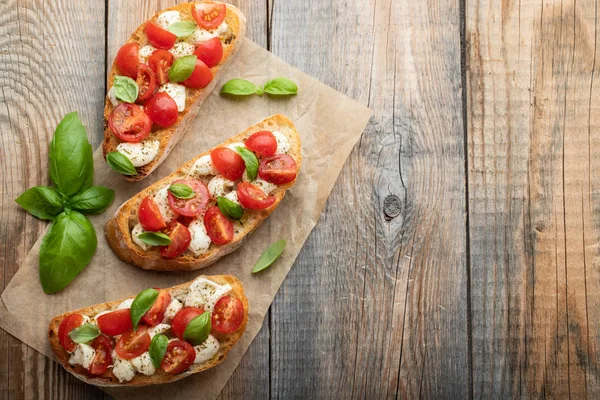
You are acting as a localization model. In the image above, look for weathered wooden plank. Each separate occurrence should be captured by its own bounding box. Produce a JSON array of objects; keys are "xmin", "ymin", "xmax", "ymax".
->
[
  {"xmin": 466, "ymin": 0, "xmax": 600, "ymax": 397},
  {"xmin": 0, "ymin": 0, "xmax": 107, "ymax": 399},
  {"xmin": 270, "ymin": 0, "xmax": 469, "ymax": 398}
]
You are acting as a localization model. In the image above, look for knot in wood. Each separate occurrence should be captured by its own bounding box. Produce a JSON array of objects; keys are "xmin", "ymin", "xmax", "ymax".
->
[{"xmin": 383, "ymin": 195, "xmax": 402, "ymax": 221}]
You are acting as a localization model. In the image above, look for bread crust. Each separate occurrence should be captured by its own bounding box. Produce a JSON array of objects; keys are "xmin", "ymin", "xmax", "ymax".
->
[
  {"xmin": 105, "ymin": 114, "xmax": 302, "ymax": 271},
  {"xmin": 102, "ymin": 2, "xmax": 246, "ymax": 182},
  {"xmin": 48, "ymin": 275, "xmax": 248, "ymax": 387}
]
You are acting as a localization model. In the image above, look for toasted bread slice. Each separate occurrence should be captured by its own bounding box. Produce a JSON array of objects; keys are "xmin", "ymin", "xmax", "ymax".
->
[
  {"xmin": 48, "ymin": 275, "xmax": 248, "ymax": 387},
  {"xmin": 102, "ymin": 2, "xmax": 246, "ymax": 181},
  {"xmin": 106, "ymin": 114, "xmax": 302, "ymax": 271}
]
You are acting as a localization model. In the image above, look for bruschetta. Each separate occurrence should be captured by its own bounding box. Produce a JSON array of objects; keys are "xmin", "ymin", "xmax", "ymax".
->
[
  {"xmin": 105, "ymin": 114, "xmax": 302, "ymax": 271},
  {"xmin": 102, "ymin": 2, "xmax": 246, "ymax": 181},
  {"xmin": 48, "ymin": 275, "xmax": 248, "ymax": 386}
]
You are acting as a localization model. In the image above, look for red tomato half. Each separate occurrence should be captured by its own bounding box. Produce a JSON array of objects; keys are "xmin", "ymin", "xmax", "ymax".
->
[
  {"xmin": 144, "ymin": 92, "xmax": 178, "ymax": 128},
  {"xmin": 160, "ymin": 221, "xmax": 191, "ymax": 258},
  {"xmin": 171, "ymin": 307, "xmax": 205, "ymax": 340},
  {"xmin": 194, "ymin": 38, "xmax": 223, "ymax": 68},
  {"xmin": 210, "ymin": 148, "xmax": 245, "ymax": 181},
  {"xmin": 167, "ymin": 179, "xmax": 210, "ymax": 217},
  {"xmin": 115, "ymin": 42, "xmax": 139, "ymax": 79},
  {"xmin": 138, "ymin": 196, "xmax": 166, "ymax": 232},
  {"xmin": 191, "ymin": 3, "xmax": 226, "ymax": 29},
  {"xmin": 203, "ymin": 206, "xmax": 234, "ymax": 245},
  {"xmin": 58, "ymin": 314, "xmax": 84, "ymax": 352},
  {"xmin": 145, "ymin": 22, "xmax": 177, "ymax": 50},
  {"xmin": 88, "ymin": 335, "xmax": 113, "ymax": 375},
  {"xmin": 116, "ymin": 327, "xmax": 151, "ymax": 360},
  {"xmin": 142, "ymin": 290, "xmax": 171, "ymax": 326},
  {"xmin": 182, "ymin": 59, "xmax": 213, "ymax": 89},
  {"xmin": 211, "ymin": 296, "xmax": 244, "ymax": 333},
  {"xmin": 109, "ymin": 103, "xmax": 152, "ymax": 143},
  {"xmin": 258, "ymin": 154, "xmax": 298, "ymax": 184},
  {"xmin": 161, "ymin": 340, "xmax": 196, "ymax": 374},
  {"xmin": 237, "ymin": 182, "xmax": 276, "ymax": 210},
  {"xmin": 244, "ymin": 131, "xmax": 277, "ymax": 157},
  {"xmin": 136, "ymin": 64, "xmax": 156, "ymax": 102},
  {"xmin": 148, "ymin": 50, "xmax": 174, "ymax": 86},
  {"xmin": 97, "ymin": 309, "xmax": 133, "ymax": 336}
]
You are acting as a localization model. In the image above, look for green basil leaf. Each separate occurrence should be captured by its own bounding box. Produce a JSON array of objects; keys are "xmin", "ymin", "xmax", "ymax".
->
[
  {"xmin": 68, "ymin": 186, "xmax": 115, "ymax": 215},
  {"xmin": 183, "ymin": 311, "xmax": 211, "ymax": 345},
  {"xmin": 49, "ymin": 112, "xmax": 94, "ymax": 196},
  {"xmin": 39, "ymin": 211, "xmax": 97, "ymax": 294},
  {"xmin": 68, "ymin": 323, "xmax": 101, "ymax": 344},
  {"xmin": 220, "ymin": 79, "xmax": 258, "ymax": 96},
  {"xmin": 149, "ymin": 334, "xmax": 169, "ymax": 368},
  {"xmin": 217, "ymin": 196, "xmax": 243, "ymax": 220},
  {"xmin": 263, "ymin": 77, "xmax": 298, "ymax": 95},
  {"xmin": 15, "ymin": 186, "xmax": 64, "ymax": 220},
  {"xmin": 113, "ymin": 75, "xmax": 139, "ymax": 103},
  {"xmin": 167, "ymin": 21, "xmax": 197, "ymax": 38},
  {"xmin": 168, "ymin": 183, "xmax": 195, "ymax": 199},
  {"xmin": 168, "ymin": 55, "xmax": 197, "ymax": 82},
  {"xmin": 236, "ymin": 147, "xmax": 259, "ymax": 181},
  {"xmin": 130, "ymin": 288, "xmax": 159, "ymax": 329},
  {"xmin": 252, "ymin": 239, "xmax": 286, "ymax": 273},
  {"xmin": 137, "ymin": 231, "xmax": 172, "ymax": 246},
  {"xmin": 106, "ymin": 151, "xmax": 138, "ymax": 175}
]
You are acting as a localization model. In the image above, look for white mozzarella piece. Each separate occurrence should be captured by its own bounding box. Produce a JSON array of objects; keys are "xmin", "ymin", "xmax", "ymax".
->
[
  {"xmin": 272, "ymin": 130, "xmax": 291, "ymax": 154},
  {"xmin": 226, "ymin": 142, "xmax": 246, "ymax": 153},
  {"xmin": 193, "ymin": 335, "xmax": 220, "ymax": 364},
  {"xmin": 107, "ymin": 86, "xmax": 120, "ymax": 107},
  {"xmin": 117, "ymin": 299, "xmax": 134, "ymax": 309},
  {"xmin": 148, "ymin": 323, "xmax": 171, "ymax": 338},
  {"xmin": 163, "ymin": 299, "xmax": 183, "ymax": 321},
  {"xmin": 158, "ymin": 83, "xmax": 186, "ymax": 112},
  {"xmin": 112, "ymin": 352, "xmax": 136, "ymax": 382},
  {"xmin": 184, "ymin": 277, "xmax": 232, "ymax": 312},
  {"xmin": 130, "ymin": 352, "xmax": 156, "ymax": 376},
  {"xmin": 153, "ymin": 187, "xmax": 178, "ymax": 223},
  {"xmin": 131, "ymin": 223, "xmax": 149, "ymax": 251},
  {"xmin": 208, "ymin": 175, "xmax": 235, "ymax": 199},
  {"xmin": 116, "ymin": 140, "xmax": 160, "ymax": 167},
  {"xmin": 156, "ymin": 10, "xmax": 181, "ymax": 30},
  {"xmin": 224, "ymin": 190, "xmax": 241, "ymax": 206},
  {"xmin": 138, "ymin": 45, "xmax": 156, "ymax": 64},
  {"xmin": 188, "ymin": 154, "xmax": 217, "ymax": 176},
  {"xmin": 184, "ymin": 22, "xmax": 228, "ymax": 45},
  {"xmin": 249, "ymin": 178, "xmax": 277, "ymax": 195},
  {"xmin": 169, "ymin": 42, "xmax": 195, "ymax": 58},
  {"xmin": 69, "ymin": 344, "xmax": 95, "ymax": 368},
  {"xmin": 188, "ymin": 219, "xmax": 211, "ymax": 256}
]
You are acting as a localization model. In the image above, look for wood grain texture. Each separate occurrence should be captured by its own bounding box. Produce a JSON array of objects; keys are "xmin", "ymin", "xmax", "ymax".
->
[{"xmin": 466, "ymin": 0, "xmax": 600, "ymax": 397}]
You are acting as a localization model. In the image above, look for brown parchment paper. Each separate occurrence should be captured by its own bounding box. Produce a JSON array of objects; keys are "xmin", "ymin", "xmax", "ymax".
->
[{"xmin": 0, "ymin": 39, "xmax": 371, "ymax": 399}]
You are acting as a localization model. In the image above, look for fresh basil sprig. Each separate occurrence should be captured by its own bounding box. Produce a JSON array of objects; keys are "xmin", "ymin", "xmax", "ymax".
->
[
  {"xmin": 263, "ymin": 77, "xmax": 298, "ymax": 95},
  {"xmin": 220, "ymin": 79, "xmax": 260, "ymax": 96},
  {"xmin": 169, "ymin": 55, "xmax": 197, "ymax": 82},
  {"xmin": 130, "ymin": 288, "xmax": 159, "ymax": 330},
  {"xmin": 252, "ymin": 239, "xmax": 286, "ymax": 273},
  {"xmin": 168, "ymin": 21, "xmax": 197, "ymax": 38},
  {"xmin": 217, "ymin": 196, "xmax": 244, "ymax": 220},
  {"xmin": 137, "ymin": 231, "xmax": 172, "ymax": 246},
  {"xmin": 106, "ymin": 151, "xmax": 138, "ymax": 175},
  {"xmin": 236, "ymin": 147, "xmax": 259, "ymax": 181},
  {"xmin": 68, "ymin": 186, "xmax": 116, "ymax": 215},
  {"xmin": 68, "ymin": 323, "xmax": 101, "ymax": 344},
  {"xmin": 15, "ymin": 186, "xmax": 64, "ymax": 220},
  {"xmin": 220, "ymin": 77, "xmax": 298, "ymax": 97},
  {"xmin": 113, "ymin": 75, "xmax": 139, "ymax": 103},
  {"xmin": 168, "ymin": 183, "xmax": 195, "ymax": 199},
  {"xmin": 149, "ymin": 334, "xmax": 169, "ymax": 368},
  {"xmin": 183, "ymin": 311, "xmax": 211, "ymax": 345}
]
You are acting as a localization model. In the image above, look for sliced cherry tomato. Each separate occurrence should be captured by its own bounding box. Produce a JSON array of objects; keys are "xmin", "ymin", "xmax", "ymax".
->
[
  {"xmin": 115, "ymin": 42, "xmax": 139, "ymax": 79},
  {"xmin": 144, "ymin": 92, "xmax": 178, "ymax": 128},
  {"xmin": 109, "ymin": 103, "xmax": 152, "ymax": 143},
  {"xmin": 116, "ymin": 327, "xmax": 151, "ymax": 360},
  {"xmin": 171, "ymin": 307, "xmax": 205, "ymax": 339},
  {"xmin": 191, "ymin": 3, "xmax": 226, "ymax": 29},
  {"xmin": 148, "ymin": 49, "xmax": 174, "ymax": 74},
  {"xmin": 160, "ymin": 221, "xmax": 192, "ymax": 258},
  {"xmin": 145, "ymin": 22, "xmax": 177, "ymax": 50},
  {"xmin": 244, "ymin": 131, "xmax": 277, "ymax": 157},
  {"xmin": 141, "ymin": 290, "xmax": 171, "ymax": 326},
  {"xmin": 97, "ymin": 309, "xmax": 133, "ymax": 336},
  {"xmin": 167, "ymin": 179, "xmax": 210, "ymax": 217},
  {"xmin": 88, "ymin": 335, "xmax": 113, "ymax": 375},
  {"xmin": 161, "ymin": 340, "xmax": 196, "ymax": 374},
  {"xmin": 211, "ymin": 296, "xmax": 244, "ymax": 333},
  {"xmin": 194, "ymin": 38, "xmax": 223, "ymax": 68},
  {"xmin": 138, "ymin": 196, "xmax": 166, "ymax": 232},
  {"xmin": 155, "ymin": 59, "xmax": 171, "ymax": 86},
  {"xmin": 210, "ymin": 148, "xmax": 245, "ymax": 180},
  {"xmin": 237, "ymin": 182, "xmax": 276, "ymax": 210},
  {"xmin": 136, "ymin": 64, "xmax": 156, "ymax": 102},
  {"xmin": 203, "ymin": 206, "xmax": 234, "ymax": 245},
  {"xmin": 58, "ymin": 314, "xmax": 84, "ymax": 352},
  {"xmin": 258, "ymin": 154, "xmax": 298, "ymax": 184},
  {"xmin": 176, "ymin": 215, "xmax": 196, "ymax": 227},
  {"xmin": 182, "ymin": 59, "xmax": 213, "ymax": 89}
]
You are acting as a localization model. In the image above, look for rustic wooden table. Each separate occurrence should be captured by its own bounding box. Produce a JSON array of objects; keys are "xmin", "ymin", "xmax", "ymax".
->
[{"xmin": 1, "ymin": 0, "xmax": 598, "ymax": 398}]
